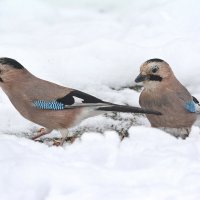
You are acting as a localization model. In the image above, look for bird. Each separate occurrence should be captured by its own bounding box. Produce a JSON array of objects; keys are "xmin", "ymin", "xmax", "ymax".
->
[
  {"xmin": 135, "ymin": 58, "xmax": 197, "ymax": 139},
  {"xmin": 0, "ymin": 57, "xmax": 161, "ymax": 145}
]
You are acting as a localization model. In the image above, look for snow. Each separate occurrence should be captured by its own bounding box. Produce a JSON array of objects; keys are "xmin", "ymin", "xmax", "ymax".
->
[
  {"xmin": 1, "ymin": 128, "xmax": 200, "ymax": 200},
  {"xmin": 0, "ymin": 0, "xmax": 200, "ymax": 199}
]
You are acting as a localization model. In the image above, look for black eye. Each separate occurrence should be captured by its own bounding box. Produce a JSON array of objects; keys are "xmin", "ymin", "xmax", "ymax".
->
[{"xmin": 152, "ymin": 66, "xmax": 159, "ymax": 73}]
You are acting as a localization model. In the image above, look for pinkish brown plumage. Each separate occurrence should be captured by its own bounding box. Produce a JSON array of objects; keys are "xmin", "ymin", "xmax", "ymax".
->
[
  {"xmin": 135, "ymin": 58, "xmax": 197, "ymax": 138},
  {"xmin": 0, "ymin": 57, "xmax": 161, "ymax": 144}
]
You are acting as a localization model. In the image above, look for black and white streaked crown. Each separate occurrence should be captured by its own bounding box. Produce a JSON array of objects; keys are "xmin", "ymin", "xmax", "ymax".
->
[
  {"xmin": 0, "ymin": 57, "xmax": 24, "ymax": 69},
  {"xmin": 145, "ymin": 58, "xmax": 164, "ymax": 64}
]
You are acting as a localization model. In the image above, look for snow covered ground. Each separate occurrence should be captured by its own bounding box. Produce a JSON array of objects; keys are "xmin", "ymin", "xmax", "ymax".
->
[{"xmin": 1, "ymin": 0, "xmax": 200, "ymax": 199}]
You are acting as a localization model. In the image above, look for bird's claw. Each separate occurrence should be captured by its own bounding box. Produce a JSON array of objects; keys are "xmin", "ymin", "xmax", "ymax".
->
[
  {"xmin": 31, "ymin": 127, "xmax": 48, "ymax": 140},
  {"xmin": 52, "ymin": 136, "xmax": 78, "ymax": 146}
]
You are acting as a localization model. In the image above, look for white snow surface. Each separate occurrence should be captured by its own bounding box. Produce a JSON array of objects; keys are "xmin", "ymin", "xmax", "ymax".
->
[{"xmin": 1, "ymin": 0, "xmax": 200, "ymax": 199}]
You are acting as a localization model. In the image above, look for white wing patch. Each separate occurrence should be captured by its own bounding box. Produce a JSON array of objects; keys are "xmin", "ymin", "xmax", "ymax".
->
[{"xmin": 73, "ymin": 96, "xmax": 84, "ymax": 104}]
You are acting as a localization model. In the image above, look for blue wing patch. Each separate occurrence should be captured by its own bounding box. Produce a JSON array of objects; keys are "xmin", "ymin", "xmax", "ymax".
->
[
  {"xmin": 33, "ymin": 100, "xmax": 65, "ymax": 110},
  {"xmin": 185, "ymin": 101, "xmax": 196, "ymax": 113}
]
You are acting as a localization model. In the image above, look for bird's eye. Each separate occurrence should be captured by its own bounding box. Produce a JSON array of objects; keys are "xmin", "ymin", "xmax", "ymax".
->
[{"xmin": 151, "ymin": 66, "xmax": 159, "ymax": 73}]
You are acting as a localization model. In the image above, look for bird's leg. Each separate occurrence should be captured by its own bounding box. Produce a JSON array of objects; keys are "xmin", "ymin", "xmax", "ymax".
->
[
  {"xmin": 31, "ymin": 128, "xmax": 52, "ymax": 140},
  {"xmin": 53, "ymin": 130, "xmax": 77, "ymax": 146},
  {"xmin": 65, "ymin": 135, "xmax": 77, "ymax": 144},
  {"xmin": 180, "ymin": 128, "xmax": 190, "ymax": 139},
  {"xmin": 119, "ymin": 129, "xmax": 129, "ymax": 141},
  {"xmin": 52, "ymin": 129, "xmax": 68, "ymax": 146},
  {"xmin": 59, "ymin": 129, "xmax": 69, "ymax": 146}
]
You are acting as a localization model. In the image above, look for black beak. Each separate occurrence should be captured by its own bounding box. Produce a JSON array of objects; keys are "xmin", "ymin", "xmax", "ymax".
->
[{"xmin": 135, "ymin": 73, "xmax": 148, "ymax": 83}]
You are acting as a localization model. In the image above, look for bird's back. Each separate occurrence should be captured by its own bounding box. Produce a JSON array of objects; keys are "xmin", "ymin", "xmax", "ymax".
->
[{"xmin": 2, "ymin": 75, "xmax": 83, "ymax": 128}]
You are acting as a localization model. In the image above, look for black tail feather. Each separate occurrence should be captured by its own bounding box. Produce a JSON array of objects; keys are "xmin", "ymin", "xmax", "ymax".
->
[{"xmin": 97, "ymin": 105, "xmax": 161, "ymax": 115}]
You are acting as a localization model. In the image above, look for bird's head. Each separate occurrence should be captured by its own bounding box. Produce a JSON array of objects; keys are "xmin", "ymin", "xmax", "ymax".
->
[
  {"xmin": 0, "ymin": 57, "xmax": 25, "ymax": 84},
  {"xmin": 135, "ymin": 58, "xmax": 174, "ymax": 89}
]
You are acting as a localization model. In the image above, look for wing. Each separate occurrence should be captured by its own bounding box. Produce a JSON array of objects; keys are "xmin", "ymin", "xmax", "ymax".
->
[
  {"xmin": 192, "ymin": 96, "xmax": 199, "ymax": 104},
  {"xmin": 176, "ymin": 91, "xmax": 196, "ymax": 113},
  {"xmin": 192, "ymin": 96, "xmax": 200, "ymax": 113},
  {"xmin": 32, "ymin": 89, "xmax": 162, "ymax": 115},
  {"xmin": 184, "ymin": 96, "xmax": 200, "ymax": 113},
  {"xmin": 185, "ymin": 101, "xmax": 196, "ymax": 113},
  {"xmin": 57, "ymin": 90, "xmax": 105, "ymax": 104},
  {"xmin": 166, "ymin": 88, "xmax": 196, "ymax": 113},
  {"xmin": 33, "ymin": 90, "xmax": 108, "ymax": 110}
]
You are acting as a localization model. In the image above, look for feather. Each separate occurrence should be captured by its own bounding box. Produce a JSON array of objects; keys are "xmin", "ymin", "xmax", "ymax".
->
[
  {"xmin": 57, "ymin": 90, "xmax": 104, "ymax": 105},
  {"xmin": 185, "ymin": 101, "xmax": 196, "ymax": 113}
]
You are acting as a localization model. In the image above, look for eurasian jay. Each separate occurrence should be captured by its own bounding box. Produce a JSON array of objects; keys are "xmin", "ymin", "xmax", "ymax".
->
[
  {"xmin": 135, "ymin": 58, "xmax": 197, "ymax": 139},
  {"xmin": 0, "ymin": 57, "xmax": 161, "ymax": 144}
]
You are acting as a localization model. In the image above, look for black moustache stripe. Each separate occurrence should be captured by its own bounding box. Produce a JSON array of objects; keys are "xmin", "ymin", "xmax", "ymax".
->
[
  {"xmin": 0, "ymin": 77, "xmax": 3, "ymax": 82},
  {"xmin": 149, "ymin": 75, "xmax": 162, "ymax": 81}
]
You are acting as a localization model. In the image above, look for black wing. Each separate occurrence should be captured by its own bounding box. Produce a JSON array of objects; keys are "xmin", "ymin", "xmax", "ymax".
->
[
  {"xmin": 192, "ymin": 96, "xmax": 199, "ymax": 105},
  {"xmin": 57, "ymin": 90, "xmax": 105, "ymax": 105}
]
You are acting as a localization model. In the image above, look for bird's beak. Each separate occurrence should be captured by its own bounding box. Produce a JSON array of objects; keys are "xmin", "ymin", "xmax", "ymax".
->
[{"xmin": 135, "ymin": 73, "xmax": 148, "ymax": 83}]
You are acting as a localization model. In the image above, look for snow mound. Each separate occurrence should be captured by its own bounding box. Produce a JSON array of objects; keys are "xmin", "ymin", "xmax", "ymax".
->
[{"xmin": 1, "ymin": 127, "xmax": 200, "ymax": 200}]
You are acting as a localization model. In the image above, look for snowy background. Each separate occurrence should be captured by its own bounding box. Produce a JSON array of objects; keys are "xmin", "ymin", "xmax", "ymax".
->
[{"xmin": 1, "ymin": 0, "xmax": 200, "ymax": 199}]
